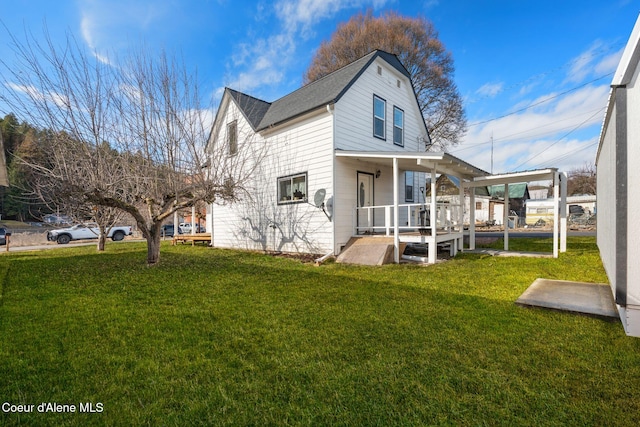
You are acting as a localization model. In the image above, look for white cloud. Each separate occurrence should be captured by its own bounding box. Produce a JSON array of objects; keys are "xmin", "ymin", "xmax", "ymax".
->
[
  {"xmin": 453, "ymin": 83, "xmax": 610, "ymax": 174},
  {"xmin": 476, "ymin": 82, "xmax": 503, "ymax": 98},
  {"xmin": 223, "ymin": 33, "xmax": 295, "ymax": 94},
  {"xmin": 6, "ymin": 82, "xmax": 69, "ymax": 108},
  {"xmin": 77, "ymin": 0, "xmax": 169, "ymax": 62},
  {"xmin": 221, "ymin": 0, "xmax": 391, "ymax": 99},
  {"xmin": 595, "ymin": 46, "xmax": 624, "ymax": 75},
  {"xmin": 565, "ymin": 41, "xmax": 623, "ymax": 84},
  {"xmin": 275, "ymin": 0, "xmax": 389, "ymax": 34}
]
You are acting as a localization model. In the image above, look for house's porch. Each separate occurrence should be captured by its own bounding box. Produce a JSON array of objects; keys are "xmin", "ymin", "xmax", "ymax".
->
[
  {"xmin": 336, "ymin": 150, "xmax": 487, "ymax": 263},
  {"xmin": 352, "ymin": 202, "xmax": 466, "ymax": 262},
  {"xmin": 336, "ymin": 150, "xmax": 569, "ymax": 264}
]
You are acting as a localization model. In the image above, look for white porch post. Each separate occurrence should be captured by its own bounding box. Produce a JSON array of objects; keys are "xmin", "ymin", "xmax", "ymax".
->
[
  {"xmin": 191, "ymin": 206, "xmax": 196, "ymax": 235},
  {"xmin": 504, "ymin": 183, "xmax": 509, "ymax": 251},
  {"xmin": 393, "ymin": 157, "xmax": 400, "ymax": 263},
  {"xmin": 469, "ymin": 187, "xmax": 476, "ymax": 250},
  {"xmin": 458, "ymin": 175, "xmax": 464, "ymax": 252},
  {"xmin": 553, "ymin": 171, "xmax": 560, "ymax": 258},
  {"xmin": 429, "ymin": 167, "xmax": 437, "ymax": 264},
  {"xmin": 560, "ymin": 171, "xmax": 567, "ymax": 253}
]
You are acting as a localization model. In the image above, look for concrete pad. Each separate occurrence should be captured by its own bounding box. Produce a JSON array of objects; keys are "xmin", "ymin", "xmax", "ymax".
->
[
  {"xmin": 516, "ymin": 278, "xmax": 619, "ymax": 319},
  {"xmin": 465, "ymin": 248, "xmax": 553, "ymax": 258}
]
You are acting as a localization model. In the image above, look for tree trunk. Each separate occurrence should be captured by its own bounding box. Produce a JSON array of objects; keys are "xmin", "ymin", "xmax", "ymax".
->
[
  {"xmin": 146, "ymin": 227, "xmax": 162, "ymax": 266},
  {"xmin": 97, "ymin": 233, "xmax": 106, "ymax": 251}
]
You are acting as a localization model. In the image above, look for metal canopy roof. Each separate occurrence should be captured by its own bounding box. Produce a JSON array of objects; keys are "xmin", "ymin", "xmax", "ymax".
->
[
  {"xmin": 334, "ymin": 150, "xmax": 489, "ymax": 180},
  {"xmin": 464, "ymin": 168, "xmax": 558, "ymax": 188}
]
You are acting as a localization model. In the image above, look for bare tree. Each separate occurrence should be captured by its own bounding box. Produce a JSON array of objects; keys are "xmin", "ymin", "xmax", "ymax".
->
[
  {"xmin": 304, "ymin": 10, "xmax": 466, "ymax": 150},
  {"xmin": 0, "ymin": 28, "xmax": 258, "ymax": 265},
  {"xmin": 567, "ymin": 163, "xmax": 596, "ymax": 196}
]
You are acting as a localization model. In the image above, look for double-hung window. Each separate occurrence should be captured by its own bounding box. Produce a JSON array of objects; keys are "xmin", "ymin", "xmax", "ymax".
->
[
  {"xmin": 227, "ymin": 120, "xmax": 238, "ymax": 155},
  {"xmin": 278, "ymin": 173, "xmax": 307, "ymax": 204},
  {"xmin": 393, "ymin": 106, "xmax": 404, "ymax": 146},
  {"xmin": 373, "ymin": 95, "xmax": 386, "ymax": 139}
]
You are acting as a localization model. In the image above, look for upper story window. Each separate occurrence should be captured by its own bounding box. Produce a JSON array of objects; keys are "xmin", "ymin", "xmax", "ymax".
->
[
  {"xmin": 373, "ymin": 95, "xmax": 386, "ymax": 140},
  {"xmin": 278, "ymin": 172, "xmax": 307, "ymax": 205},
  {"xmin": 227, "ymin": 120, "xmax": 238, "ymax": 155},
  {"xmin": 393, "ymin": 106, "xmax": 404, "ymax": 147}
]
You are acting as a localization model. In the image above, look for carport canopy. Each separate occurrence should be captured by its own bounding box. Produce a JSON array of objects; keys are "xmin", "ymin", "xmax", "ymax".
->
[{"xmin": 463, "ymin": 168, "xmax": 568, "ymax": 257}]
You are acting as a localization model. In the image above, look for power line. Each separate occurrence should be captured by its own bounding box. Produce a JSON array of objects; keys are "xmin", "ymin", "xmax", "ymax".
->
[
  {"xmin": 450, "ymin": 106, "xmax": 606, "ymax": 154},
  {"xmin": 527, "ymin": 140, "xmax": 599, "ymax": 170},
  {"xmin": 467, "ymin": 73, "xmax": 613, "ymax": 128},
  {"xmin": 510, "ymin": 107, "xmax": 605, "ymax": 171}
]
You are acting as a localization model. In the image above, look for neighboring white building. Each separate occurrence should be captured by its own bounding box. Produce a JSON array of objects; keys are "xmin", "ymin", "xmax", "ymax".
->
[
  {"xmin": 525, "ymin": 195, "xmax": 596, "ymax": 226},
  {"xmin": 597, "ymin": 14, "xmax": 640, "ymax": 337},
  {"xmin": 206, "ymin": 50, "xmax": 489, "ymax": 262}
]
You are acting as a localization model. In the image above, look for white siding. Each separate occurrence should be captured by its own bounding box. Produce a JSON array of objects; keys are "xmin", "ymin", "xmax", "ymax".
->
[
  {"xmin": 597, "ymin": 35, "xmax": 640, "ymax": 336},
  {"xmin": 333, "ymin": 158, "xmax": 396, "ymax": 252},
  {"xmin": 210, "ymin": 102, "xmax": 335, "ymax": 254},
  {"xmin": 597, "ymin": 105, "xmax": 616, "ymax": 286},
  {"xmin": 331, "ymin": 58, "xmax": 429, "ymax": 254},
  {"xmin": 334, "ymin": 57, "xmax": 428, "ymax": 152},
  {"xmin": 626, "ymin": 61, "xmax": 640, "ymax": 308}
]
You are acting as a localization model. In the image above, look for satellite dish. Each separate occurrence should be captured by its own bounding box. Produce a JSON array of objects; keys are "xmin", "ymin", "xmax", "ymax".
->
[{"xmin": 313, "ymin": 189, "xmax": 326, "ymax": 208}]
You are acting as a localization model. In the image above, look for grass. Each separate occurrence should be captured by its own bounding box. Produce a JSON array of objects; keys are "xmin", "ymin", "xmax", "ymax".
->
[{"xmin": 0, "ymin": 238, "xmax": 638, "ymax": 426}]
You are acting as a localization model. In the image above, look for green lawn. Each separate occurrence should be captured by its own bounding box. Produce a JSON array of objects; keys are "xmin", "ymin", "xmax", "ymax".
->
[{"xmin": 1, "ymin": 238, "xmax": 638, "ymax": 426}]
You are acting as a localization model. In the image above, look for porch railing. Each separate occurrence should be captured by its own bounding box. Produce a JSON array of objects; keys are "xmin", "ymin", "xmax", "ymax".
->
[{"xmin": 354, "ymin": 203, "xmax": 463, "ymax": 236}]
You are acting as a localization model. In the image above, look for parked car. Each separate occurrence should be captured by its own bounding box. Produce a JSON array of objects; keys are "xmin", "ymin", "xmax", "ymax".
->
[
  {"xmin": 0, "ymin": 227, "xmax": 7, "ymax": 245},
  {"xmin": 161, "ymin": 224, "xmax": 182, "ymax": 237},
  {"xmin": 179, "ymin": 223, "xmax": 205, "ymax": 233},
  {"xmin": 47, "ymin": 224, "xmax": 133, "ymax": 244}
]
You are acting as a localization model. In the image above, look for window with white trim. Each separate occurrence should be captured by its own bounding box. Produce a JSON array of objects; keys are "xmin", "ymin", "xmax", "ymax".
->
[
  {"xmin": 373, "ymin": 95, "xmax": 386, "ymax": 139},
  {"xmin": 393, "ymin": 106, "xmax": 404, "ymax": 146},
  {"xmin": 278, "ymin": 173, "xmax": 307, "ymax": 204},
  {"xmin": 405, "ymin": 171, "xmax": 414, "ymax": 202},
  {"xmin": 227, "ymin": 120, "xmax": 238, "ymax": 155}
]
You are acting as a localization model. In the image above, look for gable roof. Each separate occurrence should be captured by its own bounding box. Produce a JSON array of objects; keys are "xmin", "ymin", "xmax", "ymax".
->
[
  {"xmin": 612, "ymin": 13, "xmax": 640, "ymax": 87},
  {"xmin": 598, "ymin": 13, "xmax": 640, "ymax": 159},
  {"xmin": 222, "ymin": 50, "xmax": 415, "ymax": 132},
  {"xmin": 226, "ymin": 88, "xmax": 271, "ymax": 129}
]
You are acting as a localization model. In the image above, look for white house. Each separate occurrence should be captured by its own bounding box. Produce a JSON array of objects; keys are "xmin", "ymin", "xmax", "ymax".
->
[
  {"xmin": 597, "ymin": 14, "xmax": 640, "ymax": 337},
  {"xmin": 206, "ymin": 50, "xmax": 567, "ymax": 264},
  {"xmin": 206, "ymin": 50, "xmax": 498, "ymax": 263}
]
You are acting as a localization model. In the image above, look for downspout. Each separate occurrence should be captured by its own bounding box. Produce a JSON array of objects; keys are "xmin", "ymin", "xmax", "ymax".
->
[{"xmin": 327, "ymin": 103, "xmax": 337, "ymax": 256}]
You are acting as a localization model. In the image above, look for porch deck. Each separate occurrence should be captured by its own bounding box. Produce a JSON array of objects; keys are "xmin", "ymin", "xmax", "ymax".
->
[{"xmin": 354, "ymin": 202, "xmax": 465, "ymax": 263}]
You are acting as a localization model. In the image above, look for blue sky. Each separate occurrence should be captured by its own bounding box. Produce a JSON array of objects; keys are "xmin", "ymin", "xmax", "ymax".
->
[{"xmin": 1, "ymin": 0, "xmax": 637, "ymax": 174}]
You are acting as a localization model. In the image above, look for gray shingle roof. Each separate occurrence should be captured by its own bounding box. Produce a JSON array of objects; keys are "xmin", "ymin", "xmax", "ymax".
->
[
  {"xmin": 224, "ymin": 50, "xmax": 411, "ymax": 132},
  {"xmin": 225, "ymin": 88, "xmax": 271, "ymax": 130}
]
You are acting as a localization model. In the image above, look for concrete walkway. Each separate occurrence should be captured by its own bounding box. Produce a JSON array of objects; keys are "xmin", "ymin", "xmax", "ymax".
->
[
  {"xmin": 516, "ymin": 278, "xmax": 619, "ymax": 320},
  {"xmin": 465, "ymin": 248, "xmax": 553, "ymax": 258}
]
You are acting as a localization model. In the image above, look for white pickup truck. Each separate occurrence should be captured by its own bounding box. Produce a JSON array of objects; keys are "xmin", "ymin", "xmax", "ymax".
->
[{"xmin": 47, "ymin": 224, "xmax": 133, "ymax": 244}]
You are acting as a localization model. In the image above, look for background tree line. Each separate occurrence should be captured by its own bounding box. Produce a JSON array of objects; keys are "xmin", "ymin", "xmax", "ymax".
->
[{"xmin": 0, "ymin": 113, "xmax": 49, "ymax": 221}]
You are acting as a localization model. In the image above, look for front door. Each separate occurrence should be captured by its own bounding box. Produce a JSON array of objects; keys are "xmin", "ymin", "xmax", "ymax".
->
[{"xmin": 357, "ymin": 172, "xmax": 374, "ymax": 233}]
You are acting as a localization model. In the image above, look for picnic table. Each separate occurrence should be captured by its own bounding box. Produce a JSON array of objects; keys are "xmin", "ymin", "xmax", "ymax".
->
[{"xmin": 171, "ymin": 233, "xmax": 211, "ymax": 246}]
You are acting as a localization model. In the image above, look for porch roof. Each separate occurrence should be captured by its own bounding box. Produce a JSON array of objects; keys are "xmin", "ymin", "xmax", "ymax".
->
[{"xmin": 334, "ymin": 150, "xmax": 489, "ymax": 180}]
